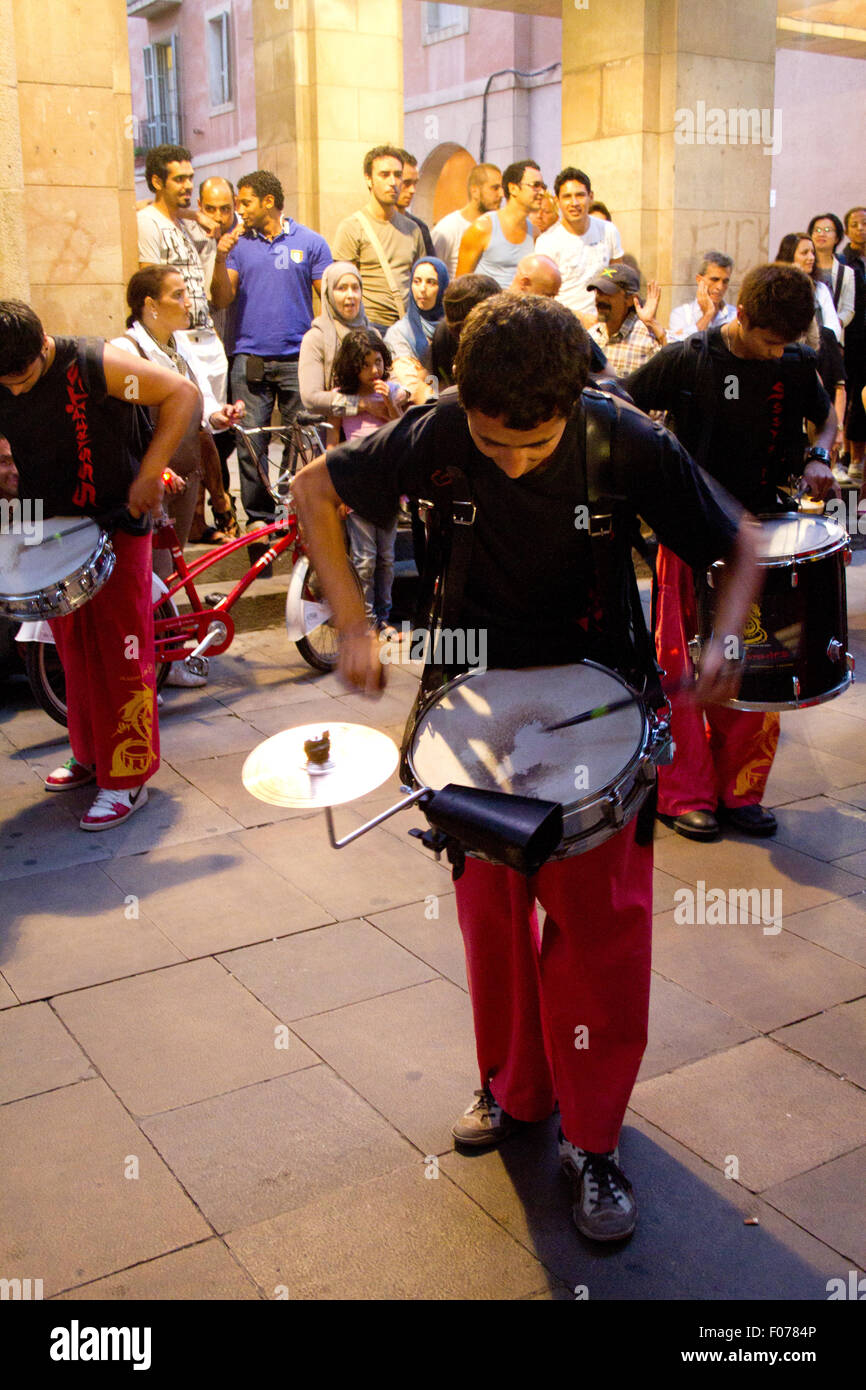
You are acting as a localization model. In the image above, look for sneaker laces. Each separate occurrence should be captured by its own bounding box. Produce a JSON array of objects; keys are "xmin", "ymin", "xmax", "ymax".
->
[
  {"xmin": 582, "ymin": 1152, "xmax": 632, "ymax": 1211},
  {"xmin": 467, "ymin": 1087, "xmax": 499, "ymax": 1119}
]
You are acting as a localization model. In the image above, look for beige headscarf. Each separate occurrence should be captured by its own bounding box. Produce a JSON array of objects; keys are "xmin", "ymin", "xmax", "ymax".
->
[{"xmin": 313, "ymin": 262, "xmax": 369, "ymax": 388}]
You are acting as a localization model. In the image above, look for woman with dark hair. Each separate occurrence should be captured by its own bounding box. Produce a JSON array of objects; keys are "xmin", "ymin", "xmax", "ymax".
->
[
  {"xmin": 384, "ymin": 257, "xmax": 450, "ymax": 404},
  {"xmin": 807, "ymin": 213, "xmax": 855, "ymax": 329},
  {"xmin": 775, "ymin": 235, "xmax": 846, "ymax": 472},
  {"xmin": 112, "ymin": 266, "xmax": 245, "ymax": 684}
]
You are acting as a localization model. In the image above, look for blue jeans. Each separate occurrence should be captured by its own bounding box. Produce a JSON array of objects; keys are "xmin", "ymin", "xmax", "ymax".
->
[
  {"xmin": 346, "ymin": 514, "xmax": 397, "ymax": 627},
  {"xmin": 230, "ymin": 355, "xmax": 300, "ymax": 523}
]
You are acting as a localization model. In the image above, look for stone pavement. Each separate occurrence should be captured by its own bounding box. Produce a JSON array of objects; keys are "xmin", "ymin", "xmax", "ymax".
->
[{"xmin": 0, "ymin": 557, "xmax": 865, "ymax": 1302}]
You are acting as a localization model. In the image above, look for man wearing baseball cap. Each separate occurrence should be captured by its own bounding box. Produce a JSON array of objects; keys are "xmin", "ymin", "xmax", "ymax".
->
[{"xmin": 587, "ymin": 264, "xmax": 667, "ymax": 377}]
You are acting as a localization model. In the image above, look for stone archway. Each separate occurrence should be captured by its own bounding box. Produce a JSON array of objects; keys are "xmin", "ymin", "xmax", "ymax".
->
[{"xmin": 416, "ymin": 143, "xmax": 476, "ymax": 227}]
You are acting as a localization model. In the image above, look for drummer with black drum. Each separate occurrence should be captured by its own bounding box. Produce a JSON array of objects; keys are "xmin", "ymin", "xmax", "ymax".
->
[
  {"xmin": 0, "ymin": 300, "xmax": 199, "ymax": 830},
  {"xmin": 293, "ymin": 293, "xmax": 760, "ymax": 1244},
  {"xmin": 625, "ymin": 263, "xmax": 838, "ymax": 842}
]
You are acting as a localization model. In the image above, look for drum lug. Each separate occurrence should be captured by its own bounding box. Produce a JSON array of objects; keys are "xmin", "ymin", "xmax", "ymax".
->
[
  {"xmin": 847, "ymin": 652, "xmax": 855, "ymax": 674},
  {"xmin": 792, "ymin": 675, "xmax": 801, "ymax": 700},
  {"xmin": 687, "ymin": 635, "xmax": 702, "ymax": 666},
  {"xmin": 603, "ymin": 792, "xmax": 624, "ymax": 828},
  {"xmin": 827, "ymin": 638, "xmax": 844, "ymax": 663},
  {"xmin": 791, "ymin": 568, "xmax": 799, "ymax": 588}
]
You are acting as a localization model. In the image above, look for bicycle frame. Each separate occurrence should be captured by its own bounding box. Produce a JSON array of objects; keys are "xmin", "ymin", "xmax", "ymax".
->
[{"xmin": 152, "ymin": 517, "xmax": 305, "ymax": 666}]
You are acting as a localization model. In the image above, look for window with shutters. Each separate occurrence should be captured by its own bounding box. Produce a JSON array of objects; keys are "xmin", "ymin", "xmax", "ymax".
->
[
  {"xmin": 421, "ymin": 4, "xmax": 469, "ymax": 44},
  {"xmin": 207, "ymin": 10, "xmax": 233, "ymax": 110},
  {"xmin": 141, "ymin": 37, "xmax": 182, "ymax": 147}
]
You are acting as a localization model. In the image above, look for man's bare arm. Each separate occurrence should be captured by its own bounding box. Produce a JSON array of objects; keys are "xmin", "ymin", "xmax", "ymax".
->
[
  {"xmin": 291, "ymin": 457, "xmax": 385, "ymax": 693},
  {"xmin": 455, "ymin": 217, "xmax": 492, "ymax": 277}
]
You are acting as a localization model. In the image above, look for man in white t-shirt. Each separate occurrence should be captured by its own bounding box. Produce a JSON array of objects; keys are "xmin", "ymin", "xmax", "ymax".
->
[
  {"xmin": 535, "ymin": 167, "xmax": 623, "ymax": 326},
  {"xmin": 668, "ymin": 252, "xmax": 736, "ymax": 341},
  {"xmin": 137, "ymin": 144, "xmax": 228, "ymax": 405},
  {"xmin": 432, "ymin": 164, "xmax": 503, "ymax": 277}
]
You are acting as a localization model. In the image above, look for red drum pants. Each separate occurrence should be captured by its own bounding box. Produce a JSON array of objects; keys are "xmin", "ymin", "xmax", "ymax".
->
[
  {"xmin": 654, "ymin": 544, "xmax": 779, "ymax": 817},
  {"xmin": 49, "ymin": 529, "xmax": 159, "ymax": 789}
]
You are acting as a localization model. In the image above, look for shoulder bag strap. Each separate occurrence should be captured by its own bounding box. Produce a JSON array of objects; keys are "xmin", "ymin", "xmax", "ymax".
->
[{"xmin": 355, "ymin": 211, "xmax": 407, "ymax": 321}]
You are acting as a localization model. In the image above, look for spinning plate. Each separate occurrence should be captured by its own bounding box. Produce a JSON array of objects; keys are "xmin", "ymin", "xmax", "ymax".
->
[{"xmin": 242, "ymin": 722, "xmax": 399, "ymax": 808}]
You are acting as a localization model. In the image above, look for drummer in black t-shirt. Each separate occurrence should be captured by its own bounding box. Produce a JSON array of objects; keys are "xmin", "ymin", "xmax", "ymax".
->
[
  {"xmin": 625, "ymin": 264, "xmax": 838, "ymax": 842},
  {"xmin": 0, "ymin": 300, "xmax": 199, "ymax": 830},
  {"xmin": 293, "ymin": 294, "xmax": 759, "ymax": 1243}
]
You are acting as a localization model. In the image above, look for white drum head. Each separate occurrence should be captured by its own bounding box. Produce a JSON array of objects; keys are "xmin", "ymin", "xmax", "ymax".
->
[
  {"xmin": 0, "ymin": 517, "xmax": 103, "ymax": 594},
  {"xmin": 757, "ymin": 514, "xmax": 844, "ymax": 561},
  {"xmin": 409, "ymin": 664, "xmax": 645, "ymax": 806}
]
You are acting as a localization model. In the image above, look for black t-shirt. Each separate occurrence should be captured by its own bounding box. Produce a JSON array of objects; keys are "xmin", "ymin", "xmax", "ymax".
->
[
  {"xmin": 0, "ymin": 337, "xmax": 143, "ymax": 527},
  {"xmin": 327, "ymin": 390, "xmax": 739, "ymax": 670},
  {"xmin": 624, "ymin": 329, "xmax": 830, "ymax": 514}
]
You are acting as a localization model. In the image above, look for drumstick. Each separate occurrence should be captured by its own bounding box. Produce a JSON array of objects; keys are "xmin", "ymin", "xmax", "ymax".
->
[
  {"xmin": 544, "ymin": 677, "xmax": 696, "ymax": 733},
  {"xmin": 43, "ymin": 521, "xmax": 95, "ymax": 542}
]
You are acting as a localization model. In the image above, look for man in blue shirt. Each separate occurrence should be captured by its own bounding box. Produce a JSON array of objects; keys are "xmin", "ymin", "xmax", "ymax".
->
[{"xmin": 212, "ymin": 169, "xmax": 332, "ymax": 524}]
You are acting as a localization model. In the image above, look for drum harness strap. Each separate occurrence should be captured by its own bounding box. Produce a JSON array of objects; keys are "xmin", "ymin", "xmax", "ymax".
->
[{"xmin": 402, "ymin": 391, "xmax": 668, "ymax": 863}]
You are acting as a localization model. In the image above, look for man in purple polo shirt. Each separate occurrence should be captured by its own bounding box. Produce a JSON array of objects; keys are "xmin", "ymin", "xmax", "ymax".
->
[{"xmin": 211, "ymin": 169, "xmax": 332, "ymax": 525}]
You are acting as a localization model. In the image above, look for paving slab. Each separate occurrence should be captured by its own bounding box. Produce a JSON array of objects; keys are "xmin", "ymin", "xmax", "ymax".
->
[
  {"xmin": 366, "ymin": 894, "xmax": 468, "ymax": 990},
  {"xmin": 0, "ymin": 863, "xmax": 183, "ymax": 1002},
  {"xmin": 170, "ymin": 749, "xmax": 316, "ymax": 829},
  {"xmin": 0, "ymin": 1078, "xmax": 209, "ymax": 1298},
  {"xmin": 772, "ymin": 795, "xmax": 866, "ymax": 862},
  {"xmin": 235, "ymin": 813, "xmax": 452, "ymax": 919},
  {"xmin": 100, "ymin": 838, "xmax": 333, "ymax": 957},
  {"xmin": 0, "ymin": 781, "xmax": 112, "ymax": 881},
  {"xmin": 141, "ymin": 1067, "xmax": 418, "ymax": 1234},
  {"xmin": 653, "ymin": 832, "xmax": 865, "ymax": 917},
  {"xmin": 631, "ymin": 1037, "xmax": 866, "ymax": 1192},
  {"xmin": 53, "ymin": 1239, "xmax": 262, "ymax": 1300},
  {"xmin": 291, "ymin": 979, "xmax": 478, "ymax": 1155},
  {"xmin": 772, "ymin": 998, "xmax": 866, "ymax": 1089},
  {"xmin": 217, "ymin": 919, "xmax": 437, "ymax": 1021},
  {"xmin": 762, "ymin": 1147, "xmax": 866, "ymax": 1271},
  {"xmin": 782, "ymin": 894, "xmax": 866, "ymax": 968},
  {"xmin": 776, "ymin": 706, "xmax": 866, "ymax": 763},
  {"xmin": 440, "ymin": 1112, "xmax": 843, "ymax": 1298},
  {"xmin": 246, "ymin": 696, "xmax": 379, "ymax": 739},
  {"xmin": 651, "ymin": 909, "xmax": 866, "ymax": 1032},
  {"xmin": 52, "ymin": 958, "xmax": 316, "ymax": 1117},
  {"xmin": 0, "ymin": 973, "xmax": 19, "ymax": 1008},
  {"xmin": 764, "ymin": 741, "xmax": 866, "ymax": 805},
  {"xmin": 0, "ymin": 1000, "xmax": 96, "ymax": 1104},
  {"xmin": 638, "ymin": 975, "xmax": 755, "ymax": 1081},
  {"xmin": 224, "ymin": 1162, "xmax": 552, "ymax": 1300}
]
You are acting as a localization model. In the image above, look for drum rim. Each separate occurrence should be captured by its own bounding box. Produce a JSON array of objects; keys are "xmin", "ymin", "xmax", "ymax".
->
[
  {"xmin": 0, "ymin": 531, "xmax": 114, "ymax": 616},
  {"xmin": 721, "ymin": 672, "xmax": 853, "ymax": 712},
  {"xmin": 407, "ymin": 659, "xmax": 651, "ymax": 816},
  {"xmin": 726, "ymin": 514, "xmax": 850, "ymax": 569}
]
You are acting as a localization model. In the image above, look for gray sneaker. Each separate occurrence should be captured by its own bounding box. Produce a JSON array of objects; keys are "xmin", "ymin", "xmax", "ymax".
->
[
  {"xmin": 451, "ymin": 1087, "xmax": 515, "ymax": 1148},
  {"xmin": 559, "ymin": 1132, "xmax": 637, "ymax": 1241}
]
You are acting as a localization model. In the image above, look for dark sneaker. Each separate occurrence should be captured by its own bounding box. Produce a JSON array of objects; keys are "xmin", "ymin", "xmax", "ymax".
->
[
  {"xmin": 718, "ymin": 803, "xmax": 777, "ymax": 837},
  {"xmin": 451, "ymin": 1087, "xmax": 515, "ymax": 1148},
  {"xmin": 559, "ymin": 1133, "xmax": 637, "ymax": 1242}
]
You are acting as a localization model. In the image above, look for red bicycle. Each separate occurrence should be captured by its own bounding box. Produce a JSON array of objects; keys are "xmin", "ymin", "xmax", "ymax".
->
[{"xmin": 23, "ymin": 422, "xmax": 353, "ymax": 725}]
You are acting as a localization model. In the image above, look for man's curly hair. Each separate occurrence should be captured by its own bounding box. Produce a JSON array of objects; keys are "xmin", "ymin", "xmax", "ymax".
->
[{"xmin": 454, "ymin": 293, "xmax": 591, "ymax": 428}]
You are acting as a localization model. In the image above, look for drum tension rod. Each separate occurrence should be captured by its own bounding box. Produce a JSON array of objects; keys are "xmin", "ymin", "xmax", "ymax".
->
[{"xmin": 324, "ymin": 787, "xmax": 431, "ymax": 850}]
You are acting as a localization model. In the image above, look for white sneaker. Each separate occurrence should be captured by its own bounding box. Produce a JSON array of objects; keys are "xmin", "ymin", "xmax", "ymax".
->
[
  {"xmin": 847, "ymin": 462, "xmax": 864, "ymax": 485},
  {"xmin": 80, "ymin": 784, "xmax": 148, "ymax": 831},
  {"xmin": 558, "ymin": 1132, "xmax": 637, "ymax": 1241},
  {"xmin": 165, "ymin": 658, "xmax": 208, "ymax": 687}
]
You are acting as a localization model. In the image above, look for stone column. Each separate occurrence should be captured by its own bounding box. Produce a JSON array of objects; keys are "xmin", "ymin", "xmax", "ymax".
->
[
  {"xmin": 252, "ymin": 0, "xmax": 404, "ymax": 244},
  {"xmin": 561, "ymin": 0, "xmax": 778, "ymax": 318},
  {"xmin": 3, "ymin": 0, "xmax": 137, "ymax": 335}
]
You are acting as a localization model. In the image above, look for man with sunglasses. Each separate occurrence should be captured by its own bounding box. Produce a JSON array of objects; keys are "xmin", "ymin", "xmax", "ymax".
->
[{"xmin": 456, "ymin": 160, "xmax": 544, "ymax": 289}]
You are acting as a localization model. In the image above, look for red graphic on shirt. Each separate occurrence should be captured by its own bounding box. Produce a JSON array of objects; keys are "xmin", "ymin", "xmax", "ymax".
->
[
  {"xmin": 66, "ymin": 360, "xmax": 96, "ymax": 508},
  {"xmin": 762, "ymin": 378, "xmax": 784, "ymax": 491}
]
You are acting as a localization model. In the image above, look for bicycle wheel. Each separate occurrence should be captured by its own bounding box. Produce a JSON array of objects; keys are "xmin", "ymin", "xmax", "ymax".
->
[
  {"xmin": 23, "ymin": 598, "xmax": 178, "ymax": 728},
  {"xmin": 293, "ymin": 557, "xmax": 362, "ymax": 672},
  {"xmin": 22, "ymin": 639, "xmax": 67, "ymax": 726}
]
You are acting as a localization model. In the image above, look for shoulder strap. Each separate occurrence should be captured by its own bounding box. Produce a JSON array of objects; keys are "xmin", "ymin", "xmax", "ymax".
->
[
  {"xmin": 832, "ymin": 261, "xmax": 844, "ymax": 309},
  {"xmin": 355, "ymin": 211, "xmax": 406, "ymax": 320},
  {"xmin": 123, "ymin": 331, "xmax": 150, "ymax": 361}
]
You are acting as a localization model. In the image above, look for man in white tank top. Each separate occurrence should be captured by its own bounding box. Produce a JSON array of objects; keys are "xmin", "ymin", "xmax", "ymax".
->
[
  {"xmin": 456, "ymin": 160, "xmax": 544, "ymax": 289},
  {"xmin": 432, "ymin": 164, "xmax": 503, "ymax": 277}
]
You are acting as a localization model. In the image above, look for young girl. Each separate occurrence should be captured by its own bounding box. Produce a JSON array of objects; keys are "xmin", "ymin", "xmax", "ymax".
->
[{"xmin": 327, "ymin": 329, "xmax": 408, "ymax": 638}]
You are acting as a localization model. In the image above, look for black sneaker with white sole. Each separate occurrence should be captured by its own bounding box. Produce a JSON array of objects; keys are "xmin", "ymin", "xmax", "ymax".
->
[{"xmin": 559, "ymin": 1131, "xmax": 637, "ymax": 1241}]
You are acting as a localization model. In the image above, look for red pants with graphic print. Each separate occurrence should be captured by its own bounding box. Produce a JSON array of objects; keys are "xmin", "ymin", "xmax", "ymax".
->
[
  {"xmin": 49, "ymin": 529, "xmax": 159, "ymax": 789},
  {"xmin": 654, "ymin": 544, "xmax": 779, "ymax": 817},
  {"xmin": 453, "ymin": 820, "xmax": 653, "ymax": 1153}
]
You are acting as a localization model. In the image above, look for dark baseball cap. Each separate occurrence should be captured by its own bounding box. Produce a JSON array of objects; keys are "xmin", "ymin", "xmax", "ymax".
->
[{"xmin": 587, "ymin": 264, "xmax": 640, "ymax": 296}]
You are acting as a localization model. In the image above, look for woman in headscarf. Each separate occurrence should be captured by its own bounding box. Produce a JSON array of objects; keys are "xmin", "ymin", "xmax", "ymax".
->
[
  {"xmin": 299, "ymin": 261, "xmax": 390, "ymax": 425},
  {"xmin": 384, "ymin": 257, "xmax": 450, "ymax": 404}
]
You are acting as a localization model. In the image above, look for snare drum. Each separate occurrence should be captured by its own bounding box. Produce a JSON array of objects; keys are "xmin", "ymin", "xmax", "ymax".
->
[
  {"xmin": 406, "ymin": 662, "xmax": 667, "ymax": 860},
  {"xmin": 698, "ymin": 513, "xmax": 852, "ymax": 711},
  {"xmin": 0, "ymin": 518, "xmax": 115, "ymax": 620}
]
